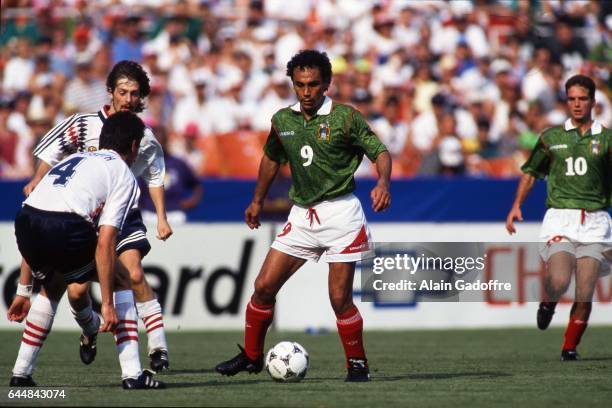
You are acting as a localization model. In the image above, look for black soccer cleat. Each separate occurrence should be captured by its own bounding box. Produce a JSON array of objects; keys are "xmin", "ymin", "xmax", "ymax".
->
[
  {"xmin": 122, "ymin": 369, "xmax": 166, "ymax": 390},
  {"xmin": 80, "ymin": 333, "xmax": 97, "ymax": 365},
  {"xmin": 537, "ymin": 303, "xmax": 555, "ymax": 330},
  {"xmin": 9, "ymin": 375, "xmax": 36, "ymax": 387},
  {"xmin": 215, "ymin": 345, "xmax": 263, "ymax": 376},
  {"xmin": 345, "ymin": 358, "xmax": 370, "ymax": 382},
  {"xmin": 560, "ymin": 349, "xmax": 579, "ymax": 362},
  {"xmin": 149, "ymin": 349, "xmax": 170, "ymax": 373}
]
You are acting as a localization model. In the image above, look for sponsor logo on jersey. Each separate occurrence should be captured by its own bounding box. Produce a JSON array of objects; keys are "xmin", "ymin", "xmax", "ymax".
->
[
  {"xmin": 317, "ymin": 121, "xmax": 330, "ymax": 141},
  {"xmin": 590, "ymin": 139, "xmax": 601, "ymax": 155},
  {"xmin": 279, "ymin": 130, "xmax": 295, "ymax": 137},
  {"xmin": 87, "ymin": 146, "xmax": 98, "ymax": 152},
  {"xmin": 550, "ymin": 144, "xmax": 568, "ymax": 150}
]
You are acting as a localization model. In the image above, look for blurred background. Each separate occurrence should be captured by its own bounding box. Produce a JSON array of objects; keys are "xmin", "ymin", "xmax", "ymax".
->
[{"xmin": 0, "ymin": 0, "xmax": 610, "ymax": 331}]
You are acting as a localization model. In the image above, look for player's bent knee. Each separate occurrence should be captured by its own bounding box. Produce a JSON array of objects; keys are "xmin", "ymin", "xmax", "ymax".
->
[
  {"xmin": 128, "ymin": 268, "xmax": 146, "ymax": 287},
  {"xmin": 253, "ymin": 280, "xmax": 277, "ymax": 305}
]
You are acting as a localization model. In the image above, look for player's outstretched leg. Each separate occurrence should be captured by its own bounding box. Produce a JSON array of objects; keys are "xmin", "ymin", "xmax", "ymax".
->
[
  {"xmin": 537, "ymin": 301, "xmax": 556, "ymax": 330},
  {"xmin": 10, "ymin": 295, "xmax": 58, "ymax": 387},
  {"xmin": 215, "ymin": 299, "xmax": 271, "ymax": 376},
  {"xmin": 119, "ymin": 248, "xmax": 170, "ymax": 373}
]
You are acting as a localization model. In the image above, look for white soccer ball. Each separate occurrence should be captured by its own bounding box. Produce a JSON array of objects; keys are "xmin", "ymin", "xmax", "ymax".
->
[{"xmin": 265, "ymin": 341, "xmax": 309, "ymax": 382}]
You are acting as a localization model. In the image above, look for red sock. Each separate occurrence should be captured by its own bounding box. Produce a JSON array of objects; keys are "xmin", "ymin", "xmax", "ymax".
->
[
  {"xmin": 336, "ymin": 305, "xmax": 366, "ymax": 366},
  {"xmin": 244, "ymin": 299, "xmax": 274, "ymax": 361},
  {"xmin": 562, "ymin": 317, "xmax": 588, "ymax": 350}
]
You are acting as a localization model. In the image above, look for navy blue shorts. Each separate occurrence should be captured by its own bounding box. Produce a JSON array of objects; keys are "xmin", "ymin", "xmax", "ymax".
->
[
  {"xmin": 116, "ymin": 209, "xmax": 151, "ymax": 258},
  {"xmin": 15, "ymin": 205, "xmax": 96, "ymax": 284}
]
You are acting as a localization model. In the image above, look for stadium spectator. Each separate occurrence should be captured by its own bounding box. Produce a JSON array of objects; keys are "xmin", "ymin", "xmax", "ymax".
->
[{"xmin": 139, "ymin": 126, "xmax": 203, "ymax": 225}]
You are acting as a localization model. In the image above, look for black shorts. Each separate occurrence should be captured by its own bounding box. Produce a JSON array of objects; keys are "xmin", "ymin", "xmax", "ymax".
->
[
  {"xmin": 116, "ymin": 209, "xmax": 151, "ymax": 258},
  {"xmin": 15, "ymin": 205, "xmax": 96, "ymax": 284}
]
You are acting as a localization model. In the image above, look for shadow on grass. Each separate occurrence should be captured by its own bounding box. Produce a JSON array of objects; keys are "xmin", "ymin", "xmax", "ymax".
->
[{"xmin": 307, "ymin": 371, "xmax": 511, "ymax": 382}]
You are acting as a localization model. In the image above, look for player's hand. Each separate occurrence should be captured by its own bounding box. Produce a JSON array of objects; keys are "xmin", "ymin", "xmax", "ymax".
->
[
  {"xmin": 370, "ymin": 182, "xmax": 391, "ymax": 212},
  {"xmin": 505, "ymin": 206, "xmax": 523, "ymax": 234},
  {"xmin": 7, "ymin": 296, "xmax": 31, "ymax": 322},
  {"xmin": 156, "ymin": 218, "xmax": 173, "ymax": 241},
  {"xmin": 99, "ymin": 303, "xmax": 118, "ymax": 332},
  {"xmin": 23, "ymin": 179, "xmax": 39, "ymax": 197},
  {"xmin": 245, "ymin": 201, "xmax": 262, "ymax": 229}
]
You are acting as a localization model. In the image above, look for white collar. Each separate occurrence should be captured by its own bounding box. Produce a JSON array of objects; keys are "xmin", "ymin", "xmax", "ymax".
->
[
  {"xmin": 290, "ymin": 96, "xmax": 333, "ymax": 116},
  {"xmin": 564, "ymin": 118, "xmax": 602, "ymax": 135}
]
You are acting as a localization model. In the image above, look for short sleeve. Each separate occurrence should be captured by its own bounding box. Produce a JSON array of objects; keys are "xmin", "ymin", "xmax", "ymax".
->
[
  {"xmin": 134, "ymin": 130, "xmax": 166, "ymax": 187},
  {"xmin": 521, "ymin": 136, "xmax": 550, "ymax": 179},
  {"xmin": 33, "ymin": 114, "xmax": 79, "ymax": 166},
  {"xmin": 348, "ymin": 109, "xmax": 387, "ymax": 162},
  {"xmin": 263, "ymin": 125, "xmax": 288, "ymax": 164},
  {"xmin": 98, "ymin": 162, "xmax": 140, "ymax": 229}
]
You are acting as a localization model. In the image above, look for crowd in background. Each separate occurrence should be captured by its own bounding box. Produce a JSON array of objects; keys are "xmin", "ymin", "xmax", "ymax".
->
[{"xmin": 0, "ymin": 0, "xmax": 610, "ymax": 180}]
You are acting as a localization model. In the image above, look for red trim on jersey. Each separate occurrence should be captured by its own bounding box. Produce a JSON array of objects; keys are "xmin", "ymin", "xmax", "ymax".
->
[
  {"xmin": 340, "ymin": 226, "xmax": 369, "ymax": 254},
  {"xmin": 102, "ymin": 105, "xmax": 111, "ymax": 118},
  {"xmin": 580, "ymin": 209, "xmax": 585, "ymax": 225}
]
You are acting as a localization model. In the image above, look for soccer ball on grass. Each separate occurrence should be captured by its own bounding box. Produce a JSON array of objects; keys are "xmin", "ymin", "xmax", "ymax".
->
[{"xmin": 265, "ymin": 341, "xmax": 309, "ymax": 382}]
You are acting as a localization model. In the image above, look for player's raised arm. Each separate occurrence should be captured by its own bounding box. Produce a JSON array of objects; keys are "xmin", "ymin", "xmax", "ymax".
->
[
  {"xmin": 246, "ymin": 154, "xmax": 281, "ymax": 229},
  {"xmin": 506, "ymin": 173, "xmax": 536, "ymax": 234},
  {"xmin": 371, "ymin": 151, "xmax": 392, "ymax": 212}
]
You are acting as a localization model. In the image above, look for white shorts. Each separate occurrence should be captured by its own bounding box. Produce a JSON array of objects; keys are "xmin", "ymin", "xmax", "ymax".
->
[
  {"xmin": 539, "ymin": 208, "xmax": 612, "ymax": 263},
  {"xmin": 271, "ymin": 194, "xmax": 373, "ymax": 263}
]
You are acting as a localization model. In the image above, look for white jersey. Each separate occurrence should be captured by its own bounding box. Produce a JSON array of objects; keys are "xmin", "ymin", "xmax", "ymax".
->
[
  {"xmin": 25, "ymin": 150, "xmax": 140, "ymax": 229},
  {"xmin": 33, "ymin": 106, "xmax": 165, "ymax": 187}
]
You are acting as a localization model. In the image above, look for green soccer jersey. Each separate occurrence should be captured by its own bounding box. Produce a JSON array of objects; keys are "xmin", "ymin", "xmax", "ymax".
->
[
  {"xmin": 264, "ymin": 97, "xmax": 387, "ymax": 206},
  {"xmin": 521, "ymin": 119, "xmax": 611, "ymax": 210}
]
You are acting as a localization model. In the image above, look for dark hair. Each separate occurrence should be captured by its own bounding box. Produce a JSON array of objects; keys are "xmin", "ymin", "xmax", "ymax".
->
[
  {"xmin": 565, "ymin": 74, "xmax": 595, "ymax": 99},
  {"xmin": 106, "ymin": 60, "xmax": 151, "ymax": 112},
  {"xmin": 286, "ymin": 50, "xmax": 332, "ymax": 85},
  {"xmin": 99, "ymin": 111, "xmax": 145, "ymax": 155}
]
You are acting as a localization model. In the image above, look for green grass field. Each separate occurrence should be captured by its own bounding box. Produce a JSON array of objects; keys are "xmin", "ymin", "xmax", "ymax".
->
[{"xmin": 1, "ymin": 327, "xmax": 612, "ymax": 407}]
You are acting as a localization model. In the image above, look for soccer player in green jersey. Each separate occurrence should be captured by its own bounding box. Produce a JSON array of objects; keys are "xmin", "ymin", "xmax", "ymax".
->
[
  {"xmin": 215, "ymin": 50, "xmax": 392, "ymax": 381},
  {"xmin": 506, "ymin": 74, "xmax": 611, "ymax": 361}
]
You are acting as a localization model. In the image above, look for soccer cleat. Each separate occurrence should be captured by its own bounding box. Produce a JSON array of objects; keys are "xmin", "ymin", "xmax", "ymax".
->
[
  {"xmin": 215, "ymin": 345, "xmax": 263, "ymax": 376},
  {"xmin": 149, "ymin": 349, "xmax": 170, "ymax": 373},
  {"xmin": 345, "ymin": 358, "xmax": 370, "ymax": 382},
  {"xmin": 560, "ymin": 349, "xmax": 579, "ymax": 361},
  {"xmin": 80, "ymin": 333, "xmax": 97, "ymax": 365},
  {"xmin": 9, "ymin": 375, "xmax": 36, "ymax": 387},
  {"xmin": 537, "ymin": 303, "xmax": 555, "ymax": 330},
  {"xmin": 122, "ymin": 369, "xmax": 166, "ymax": 389}
]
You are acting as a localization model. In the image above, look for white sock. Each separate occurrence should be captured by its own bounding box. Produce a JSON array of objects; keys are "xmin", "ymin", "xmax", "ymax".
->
[
  {"xmin": 13, "ymin": 295, "xmax": 58, "ymax": 378},
  {"xmin": 113, "ymin": 290, "xmax": 142, "ymax": 380},
  {"xmin": 71, "ymin": 300, "xmax": 100, "ymax": 337},
  {"xmin": 136, "ymin": 299, "xmax": 168, "ymax": 355}
]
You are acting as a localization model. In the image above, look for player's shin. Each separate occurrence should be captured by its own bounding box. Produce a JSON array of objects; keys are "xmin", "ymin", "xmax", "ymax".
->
[
  {"xmin": 136, "ymin": 299, "xmax": 167, "ymax": 354},
  {"xmin": 335, "ymin": 305, "xmax": 367, "ymax": 366},
  {"xmin": 562, "ymin": 302, "xmax": 591, "ymax": 351},
  {"xmin": 244, "ymin": 298, "xmax": 274, "ymax": 361},
  {"xmin": 13, "ymin": 295, "xmax": 58, "ymax": 378},
  {"xmin": 113, "ymin": 290, "xmax": 142, "ymax": 379}
]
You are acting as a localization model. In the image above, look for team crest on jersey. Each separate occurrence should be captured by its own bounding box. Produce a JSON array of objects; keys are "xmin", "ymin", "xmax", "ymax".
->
[
  {"xmin": 589, "ymin": 139, "xmax": 601, "ymax": 155},
  {"xmin": 317, "ymin": 121, "xmax": 331, "ymax": 141},
  {"xmin": 87, "ymin": 146, "xmax": 98, "ymax": 152}
]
